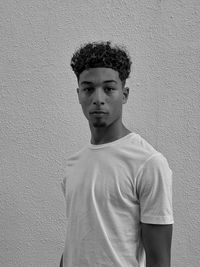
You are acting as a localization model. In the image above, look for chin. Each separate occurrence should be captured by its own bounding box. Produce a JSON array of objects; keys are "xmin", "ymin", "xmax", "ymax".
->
[{"xmin": 92, "ymin": 122, "xmax": 107, "ymax": 128}]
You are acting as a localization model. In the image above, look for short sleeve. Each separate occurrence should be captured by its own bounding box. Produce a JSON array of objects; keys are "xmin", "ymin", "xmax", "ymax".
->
[{"xmin": 136, "ymin": 153, "xmax": 174, "ymax": 224}]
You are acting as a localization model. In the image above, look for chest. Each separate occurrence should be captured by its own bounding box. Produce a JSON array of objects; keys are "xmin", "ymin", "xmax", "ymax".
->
[{"xmin": 66, "ymin": 155, "xmax": 138, "ymax": 212}]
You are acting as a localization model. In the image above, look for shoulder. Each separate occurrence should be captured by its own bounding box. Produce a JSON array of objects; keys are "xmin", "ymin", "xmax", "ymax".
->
[
  {"xmin": 143, "ymin": 153, "xmax": 172, "ymax": 178},
  {"xmin": 136, "ymin": 152, "xmax": 173, "ymax": 195},
  {"xmin": 129, "ymin": 133, "xmax": 161, "ymax": 160}
]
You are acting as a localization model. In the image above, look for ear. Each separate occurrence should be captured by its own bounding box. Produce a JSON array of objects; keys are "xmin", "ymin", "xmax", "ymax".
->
[
  {"xmin": 122, "ymin": 87, "xmax": 129, "ymax": 104},
  {"xmin": 77, "ymin": 88, "xmax": 81, "ymax": 104}
]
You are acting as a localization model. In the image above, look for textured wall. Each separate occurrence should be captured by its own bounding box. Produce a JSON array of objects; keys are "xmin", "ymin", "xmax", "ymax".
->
[{"xmin": 1, "ymin": 0, "xmax": 200, "ymax": 266}]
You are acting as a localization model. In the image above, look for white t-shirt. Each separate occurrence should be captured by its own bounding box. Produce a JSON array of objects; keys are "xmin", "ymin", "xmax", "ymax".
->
[{"xmin": 61, "ymin": 132, "xmax": 174, "ymax": 267}]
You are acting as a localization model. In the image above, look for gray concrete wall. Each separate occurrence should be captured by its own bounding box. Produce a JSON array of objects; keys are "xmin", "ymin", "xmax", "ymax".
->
[{"xmin": 1, "ymin": 0, "xmax": 200, "ymax": 266}]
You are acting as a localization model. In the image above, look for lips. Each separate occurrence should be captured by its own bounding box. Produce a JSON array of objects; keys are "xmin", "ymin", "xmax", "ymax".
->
[{"xmin": 90, "ymin": 110, "xmax": 107, "ymax": 114}]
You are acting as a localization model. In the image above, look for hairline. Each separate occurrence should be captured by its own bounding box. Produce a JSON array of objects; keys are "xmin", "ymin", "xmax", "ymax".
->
[{"xmin": 77, "ymin": 68, "xmax": 126, "ymax": 87}]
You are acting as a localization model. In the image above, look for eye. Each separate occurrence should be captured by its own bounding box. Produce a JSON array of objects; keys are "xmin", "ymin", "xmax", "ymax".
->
[
  {"xmin": 83, "ymin": 87, "xmax": 94, "ymax": 92},
  {"xmin": 105, "ymin": 87, "xmax": 114, "ymax": 92}
]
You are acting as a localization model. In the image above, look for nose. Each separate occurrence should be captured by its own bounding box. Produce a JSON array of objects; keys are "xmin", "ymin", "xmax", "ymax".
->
[{"xmin": 92, "ymin": 87, "xmax": 105, "ymax": 105}]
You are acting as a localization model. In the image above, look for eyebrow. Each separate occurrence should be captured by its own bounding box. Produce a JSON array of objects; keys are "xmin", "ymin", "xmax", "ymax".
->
[{"xmin": 80, "ymin": 80, "xmax": 117, "ymax": 85}]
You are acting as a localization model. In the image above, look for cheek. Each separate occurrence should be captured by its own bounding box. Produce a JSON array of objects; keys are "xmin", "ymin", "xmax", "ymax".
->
[
  {"xmin": 112, "ymin": 97, "xmax": 123, "ymax": 108},
  {"xmin": 80, "ymin": 96, "xmax": 90, "ymax": 106}
]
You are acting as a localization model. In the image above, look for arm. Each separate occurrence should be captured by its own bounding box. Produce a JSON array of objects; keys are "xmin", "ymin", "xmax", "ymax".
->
[
  {"xmin": 141, "ymin": 223, "xmax": 173, "ymax": 267},
  {"xmin": 59, "ymin": 254, "xmax": 63, "ymax": 267}
]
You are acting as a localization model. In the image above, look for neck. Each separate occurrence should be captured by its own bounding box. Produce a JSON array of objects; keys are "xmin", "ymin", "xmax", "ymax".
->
[{"xmin": 90, "ymin": 120, "xmax": 131, "ymax": 145}]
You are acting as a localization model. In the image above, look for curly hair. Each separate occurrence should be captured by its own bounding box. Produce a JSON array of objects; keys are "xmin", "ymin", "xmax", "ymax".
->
[{"xmin": 70, "ymin": 41, "xmax": 132, "ymax": 82}]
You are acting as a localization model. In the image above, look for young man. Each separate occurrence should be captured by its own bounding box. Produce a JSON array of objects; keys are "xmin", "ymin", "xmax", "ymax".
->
[{"xmin": 60, "ymin": 41, "xmax": 174, "ymax": 267}]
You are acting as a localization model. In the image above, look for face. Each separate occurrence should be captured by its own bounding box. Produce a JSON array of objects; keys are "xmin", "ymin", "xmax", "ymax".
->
[{"xmin": 77, "ymin": 68, "xmax": 129, "ymax": 129}]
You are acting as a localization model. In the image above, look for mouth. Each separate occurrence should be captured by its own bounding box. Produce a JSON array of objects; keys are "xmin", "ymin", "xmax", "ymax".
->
[
  {"xmin": 90, "ymin": 112, "xmax": 107, "ymax": 117},
  {"xmin": 90, "ymin": 110, "xmax": 108, "ymax": 114},
  {"xmin": 92, "ymin": 112, "xmax": 106, "ymax": 114}
]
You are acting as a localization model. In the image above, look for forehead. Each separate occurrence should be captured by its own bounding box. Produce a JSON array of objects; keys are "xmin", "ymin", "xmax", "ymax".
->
[{"xmin": 79, "ymin": 67, "xmax": 120, "ymax": 85}]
